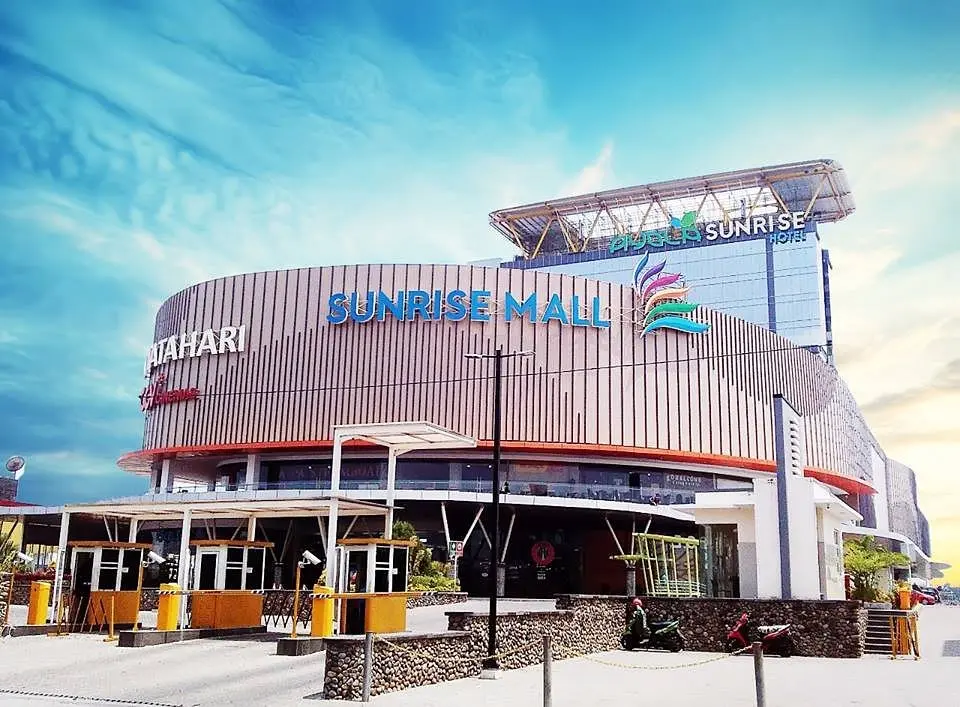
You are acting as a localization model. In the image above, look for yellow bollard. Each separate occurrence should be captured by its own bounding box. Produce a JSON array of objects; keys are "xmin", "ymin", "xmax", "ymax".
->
[
  {"xmin": 26, "ymin": 581, "xmax": 51, "ymax": 625},
  {"xmin": 311, "ymin": 585, "xmax": 334, "ymax": 638},
  {"xmin": 156, "ymin": 583, "xmax": 181, "ymax": 632}
]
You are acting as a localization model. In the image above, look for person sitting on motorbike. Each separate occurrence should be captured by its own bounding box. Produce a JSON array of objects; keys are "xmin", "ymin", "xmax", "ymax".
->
[{"xmin": 627, "ymin": 597, "xmax": 650, "ymax": 641}]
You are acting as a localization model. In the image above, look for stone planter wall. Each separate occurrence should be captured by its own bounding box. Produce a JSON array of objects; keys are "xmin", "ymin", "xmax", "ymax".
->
[
  {"xmin": 0, "ymin": 573, "xmax": 10, "ymax": 625},
  {"xmin": 446, "ymin": 609, "xmax": 577, "ymax": 670},
  {"xmin": 557, "ymin": 594, "xmax": 867, "ymax": 658},
  {"xmin": 10, "ymin": 575, "xmax": 69, "ymax": 607},
  {"xmin": 322, "ymin": 594, "xmax": 867, "ymax": 700},
  {"xmin": 324, "ymin": 632, "xmax": 476, "ymax": 700},
  {"xmin": 407, "ymin": 592, "xmax": 468, "ymax": 609}
]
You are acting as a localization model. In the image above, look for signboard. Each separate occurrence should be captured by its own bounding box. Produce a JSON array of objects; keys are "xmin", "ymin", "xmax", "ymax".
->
[
  {"xmin": 139, "ymin": 373, "xmax": 200, "ymax": 412},
  {"xmin": 531, "ymin": 541, "xmax": 555, "ymax": 567},
  {"xmin": 327, "ymin": 290, "xmax": 611, "ymax": 329},
  {"xmin": 144, "ymin": 325, "xmax": 247, "ymax": 377},
  {"xmin": 448, "ymin": 541, "xmax": 464, "ymax": 559},
  {"xmin": 610, "ymin": 210, "xmax": 807, "ymax": 254}
]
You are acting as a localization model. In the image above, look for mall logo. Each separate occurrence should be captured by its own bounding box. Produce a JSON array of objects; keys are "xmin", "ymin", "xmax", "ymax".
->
[
  {"xmin": 634, "ymin": 253, "xmax": 710, "ymax": 336},
  {"xmin": 610, "ymin": 210, "xmax": 807, "ymax": 254}
]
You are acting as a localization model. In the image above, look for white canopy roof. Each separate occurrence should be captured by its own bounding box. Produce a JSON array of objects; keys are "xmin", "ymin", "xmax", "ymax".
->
[
  {"xmin": 61, "ymin": 493, "xmax": 389, "ymax": 522},
  {"xmin": 333, "ymin": 421, "xmax": 477, "ymax": 453}
]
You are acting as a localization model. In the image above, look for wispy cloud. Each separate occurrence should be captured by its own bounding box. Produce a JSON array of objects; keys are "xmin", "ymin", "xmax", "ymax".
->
[{"xmin": 0, "ymin": 0, "xmax": 593, "ymax": 504}]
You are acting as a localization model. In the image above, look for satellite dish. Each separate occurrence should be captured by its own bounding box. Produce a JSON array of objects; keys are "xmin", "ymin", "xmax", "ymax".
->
[{"xmin": 5, "ymin": 455, "xmax": 26, "ymax": 481}]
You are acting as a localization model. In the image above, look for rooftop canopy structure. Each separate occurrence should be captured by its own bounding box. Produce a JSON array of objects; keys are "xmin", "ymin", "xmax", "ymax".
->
[{"xmin": 490, "ymin": 159, "xmax": 855, "ymax": 259}]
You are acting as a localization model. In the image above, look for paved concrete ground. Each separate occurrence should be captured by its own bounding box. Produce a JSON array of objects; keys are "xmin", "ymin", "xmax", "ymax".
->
[{"xmin": 1, "ymin": 603, "xmax": 958, "ymax": 705}]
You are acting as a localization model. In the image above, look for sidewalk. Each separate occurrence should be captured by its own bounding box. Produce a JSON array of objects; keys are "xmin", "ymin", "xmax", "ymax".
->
[
  {"xmin": 363, "ymin": 604, "xmax": 960, "ymax": 707},
  {"xmin": 0, "ymin": 604, "xmax": 958, "ymax": 706}
]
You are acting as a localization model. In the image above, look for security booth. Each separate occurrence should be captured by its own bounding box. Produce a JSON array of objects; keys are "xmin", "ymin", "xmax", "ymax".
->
[
  {"xmin": 333, "ymin": 537, "xmax": 416, "ymax": 635},
  {"xmin": 68, "ymin": 541, "xmax": 152, "ymax": 628},
  {"xmin": 189, "ymin": 539, "xmax": 272, "ymax": 630}
]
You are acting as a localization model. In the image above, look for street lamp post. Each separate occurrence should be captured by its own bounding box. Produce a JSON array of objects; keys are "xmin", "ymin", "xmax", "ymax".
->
[{"xmin": 465, "ymin": 347, "xmax": 533, "ymax": 673}]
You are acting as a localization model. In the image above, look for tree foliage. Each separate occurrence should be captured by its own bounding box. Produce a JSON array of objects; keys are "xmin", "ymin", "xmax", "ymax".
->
[
  {"xmin": 0, "ymin": 536, "xmax": 29, "ymax": 573},
  {"xmin": 392, "ymin": 520, "xmax": 459, "ymax": 592},
  {"xmin": 844, "ymin": 537, "xmax": 910, "ymax": 602}
]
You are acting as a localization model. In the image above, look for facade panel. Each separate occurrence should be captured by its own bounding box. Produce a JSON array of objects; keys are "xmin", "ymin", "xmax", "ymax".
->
[{"xmin": 139, "ymin": 264, "xmax": 878, "ymax": 494}]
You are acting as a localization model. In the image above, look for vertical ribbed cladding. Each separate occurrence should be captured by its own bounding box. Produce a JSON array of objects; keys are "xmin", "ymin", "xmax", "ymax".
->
[{"xmin": 136, "ymin": 264, "xmax": 878, "ymax": 488}]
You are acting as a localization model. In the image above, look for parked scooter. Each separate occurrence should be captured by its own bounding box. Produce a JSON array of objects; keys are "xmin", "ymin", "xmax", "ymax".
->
[
  {"xmin": 621, "ymin": 598, "xmax": 685, "ymax": 652},
  {"xmin": 725, "ymin": 612, "xmax": 794, "ymax": 657}
]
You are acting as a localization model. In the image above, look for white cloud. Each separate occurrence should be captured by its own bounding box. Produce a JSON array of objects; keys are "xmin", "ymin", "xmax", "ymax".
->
[{"xmin": 566, "ymin": 142, "xmax": 615, "ymax": 196}]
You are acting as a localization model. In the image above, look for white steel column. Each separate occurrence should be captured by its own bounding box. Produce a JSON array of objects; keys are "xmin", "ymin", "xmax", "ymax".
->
[
  {"xmin": 501, "ymin": 510, "xmax": 516, "ymax": 563},
  {"xmin": 325, "ymin": 432, "xmax": 344, "ymax": 594},
  {"xmin": 51, "ymin": 511, "xmax": 71, "ymax": 623},
  {"xmin": 128, "ymin": 518, "xmax": 139, "ymax": 543},
  {"xmin": 159, "ymin": 459, "xmax": 172, "ymax": 493},
  {"xmin": 244, "ymin": 454, "xmax": 261, "ymax": 491},
  {"xmin": 385, "ymin": 447, "xmax": 398, "ymax": 539},
  {"xmin": 246, "ymin": 516, "xmax": 257, "ymax": 542},
  {"xmin": 177, "ymin": 510, "xmax": 192, "ymax": 629}
]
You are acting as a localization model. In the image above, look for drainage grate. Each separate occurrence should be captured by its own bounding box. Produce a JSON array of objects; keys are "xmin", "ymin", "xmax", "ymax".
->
[
  {"xmin": 0, "ymin": 689, "xmax": 188, "ymax": 706},
  {"xmin": 942, "ymin": 640, "xmax": 960, "ymax": 657}
]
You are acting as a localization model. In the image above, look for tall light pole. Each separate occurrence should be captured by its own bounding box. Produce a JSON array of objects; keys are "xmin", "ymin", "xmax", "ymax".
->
[{"xmin": 465, "ymin": 347, "xmax": 533, "ymax": 673}]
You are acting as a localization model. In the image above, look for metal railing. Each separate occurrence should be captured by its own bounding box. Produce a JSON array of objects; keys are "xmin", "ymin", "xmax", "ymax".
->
[{"xmin": 149, "ymin": 479, "xmax": 747, "ymax": 506}]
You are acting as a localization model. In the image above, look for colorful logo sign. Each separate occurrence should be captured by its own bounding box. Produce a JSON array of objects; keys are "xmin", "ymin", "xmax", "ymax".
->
[
  {"xmin": 610, "ymin": 210, "xmax": 807, "ymax": 254},
  {"xmin": 634, "ymin": 253, "xmax": 710, "ymax": 336}
]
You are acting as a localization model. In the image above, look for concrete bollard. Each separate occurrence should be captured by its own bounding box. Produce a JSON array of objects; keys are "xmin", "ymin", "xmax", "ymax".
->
[
  {"xmin": 543, "ymin": 634, "xmax": 552, "ymax": 707},
  {"xmin": 362, "ymin": 631, "xmax": 374, "ymax": 702},
  {"xmin": 753, "ymin": 641, "xmax": 766, "ymax": 707}
]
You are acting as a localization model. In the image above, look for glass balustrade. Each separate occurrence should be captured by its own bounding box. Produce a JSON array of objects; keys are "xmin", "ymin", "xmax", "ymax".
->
[{"xmin": 152, "ymin": 477, "xmax": 746, "ymax": 505}]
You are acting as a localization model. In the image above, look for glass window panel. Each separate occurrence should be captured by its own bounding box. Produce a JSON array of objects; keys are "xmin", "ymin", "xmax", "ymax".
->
[
  {"xmin": 245, "ymin": 548, "xmax": 265, "ymax": 591},
  {"xmin": 224, "ymin": 569, "xmax": 243, "ymax": 590},
  {"xmin": 120, "ymin": 550, "xmax": 140, "ymax": 591}
]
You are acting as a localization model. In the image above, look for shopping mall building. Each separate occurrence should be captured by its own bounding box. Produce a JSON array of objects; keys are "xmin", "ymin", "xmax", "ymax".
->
[{"xmin": 2, "ymin": 159, "xmax": 943, "ymax": 600}]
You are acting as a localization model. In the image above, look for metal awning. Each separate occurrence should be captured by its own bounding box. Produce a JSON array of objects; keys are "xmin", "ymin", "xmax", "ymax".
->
[
  {"xmin": 332, "ymin": 421, "xmax": 477, "ymax": 452},
  {"xmin": 841, "ymin": 525, "xmax": 934, "ymax": 563},
  {"xmin": 61, "ymin": 494, "xmax": 390, "ymax": 522}
]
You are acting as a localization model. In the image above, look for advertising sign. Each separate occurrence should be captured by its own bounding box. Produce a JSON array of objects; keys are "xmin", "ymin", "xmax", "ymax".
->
[
  {"xmin": 144, "ymin": 325, "xmax": 247, "ymax": 377},
  {"xmin": 610, "ymin": 210, "xmax": 807, "ymax": 254}
]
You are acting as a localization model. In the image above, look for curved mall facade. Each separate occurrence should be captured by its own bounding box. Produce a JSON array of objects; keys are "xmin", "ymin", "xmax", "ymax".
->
[{"xmin": 124, "ymin": 263, "xmax": 883, "ymax": 597}]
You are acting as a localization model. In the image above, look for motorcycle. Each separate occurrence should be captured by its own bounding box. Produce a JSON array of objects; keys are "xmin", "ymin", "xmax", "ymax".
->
[
  {"xmin": 725, "ymin": 612, "xmax": 794, "ymax": 657},
  {"xmin": 621, "ymin": 610, "xmax": 685, "ymax": 652}
]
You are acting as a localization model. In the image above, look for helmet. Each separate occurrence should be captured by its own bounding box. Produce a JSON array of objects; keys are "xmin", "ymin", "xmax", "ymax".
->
[{"xmin": 631, "ymin": 597, "xmax": 643, "ymax": 608}]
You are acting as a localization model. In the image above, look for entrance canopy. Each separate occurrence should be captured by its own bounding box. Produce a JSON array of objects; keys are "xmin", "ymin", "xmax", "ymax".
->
[
  {"xmin": 326, "ymin": 421, "xmax": 477, "ymax": 594},
  {"xmin": 331, "ymin": 421, "xmax": 477, "ymax": 452},
  {"xmin": 62, "ymin": 495, "xmax": 390, "ymax": 522}
]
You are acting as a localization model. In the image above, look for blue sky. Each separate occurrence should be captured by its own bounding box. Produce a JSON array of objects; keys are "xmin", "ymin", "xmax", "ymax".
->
[{"xmin": 1, "ymin": 0, "xmax": 959, "ymax": 573}]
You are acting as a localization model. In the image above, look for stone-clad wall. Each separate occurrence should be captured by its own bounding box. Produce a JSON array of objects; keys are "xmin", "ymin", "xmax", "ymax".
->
[
  {"xmin": 0, "ymin": 573, "xmax": 10, "ymax": 625},
  {"xmin": 407, "ymin": 592, "xmax": 468, "ymax": 609},
  {"xmin": 324, "ymin": 632, "xmax": 477, "ymax": 700},
  {"xmin": 446, "ymin": 610, "xmax": 576, "ymax": 670},
  {"xmin": 322, "ymin": 595, "xmax": 867, "ymax": 700},
  {"xmin": 645, "ymin": 597, "xmax": 866, "ymax": 658},
  {"xmin": 10, "ymin": 575, "xmax": 69, "ymax": 607},
  {"xmin": 557, "ymin": 594, "xmax": 866, "ymax": 658}
]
